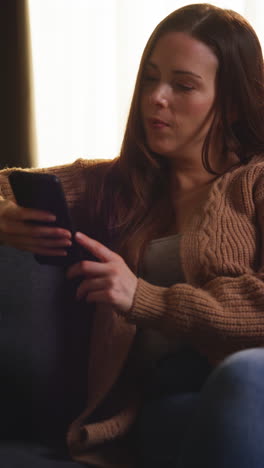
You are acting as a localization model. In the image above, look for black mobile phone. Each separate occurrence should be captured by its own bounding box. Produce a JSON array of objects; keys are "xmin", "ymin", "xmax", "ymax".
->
[{"xmin": 9, "ymin": 170, "xmax": 81, "ymax": 266}]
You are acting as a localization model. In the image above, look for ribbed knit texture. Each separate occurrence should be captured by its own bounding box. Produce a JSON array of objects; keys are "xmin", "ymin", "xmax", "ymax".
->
[
  {"xmin": 0, "ymin": 158, "xmax": 101, "ymax": 211},
  {"xmin": 130, "ymin": 157, "xmax": 264, "ymax": 362},
  {"xmin": 2, "ymin": 155, "xmax": 264, "ymax": 467}
]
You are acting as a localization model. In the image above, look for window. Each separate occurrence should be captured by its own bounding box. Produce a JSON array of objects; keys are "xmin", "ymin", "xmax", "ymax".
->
[{"xmin": 28, "ymin": 0, "xmax": 264, "ymax": 167}]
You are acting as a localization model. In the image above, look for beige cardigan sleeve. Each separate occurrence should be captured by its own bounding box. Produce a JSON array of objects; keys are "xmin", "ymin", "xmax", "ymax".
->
[
  {"xmin": 131, "ymin": 272, "xmax": 264, "ymax": 360},
  {"xmin": 0, "ymin": 158, "xmax": 102, "ymax": 208}
]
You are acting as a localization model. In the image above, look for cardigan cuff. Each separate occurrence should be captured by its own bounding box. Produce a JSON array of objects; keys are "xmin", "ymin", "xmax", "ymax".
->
[{"xmin": 128, "ymin": 278, "xmax": 168, "ymax": 325}]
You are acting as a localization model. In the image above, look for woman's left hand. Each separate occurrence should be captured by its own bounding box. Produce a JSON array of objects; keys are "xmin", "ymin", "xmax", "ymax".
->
[{"xmin": 67, "ymin": 232, "xmax": 138, "ymax": 314}]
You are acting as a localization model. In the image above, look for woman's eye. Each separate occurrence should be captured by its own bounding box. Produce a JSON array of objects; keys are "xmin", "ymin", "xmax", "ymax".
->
[
  {"xmin": 143, "ymin": 75, "xmax": 158, "ymax": 83},
  {"xmin": 174, "ymin": 83, "xmax": 194, "ymax": 92}
]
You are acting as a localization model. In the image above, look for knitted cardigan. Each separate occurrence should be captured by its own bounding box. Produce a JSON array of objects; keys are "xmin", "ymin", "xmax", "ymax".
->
[{"xmin": 1, "ymin": 155, "xmax": 264, "ymax": 467}]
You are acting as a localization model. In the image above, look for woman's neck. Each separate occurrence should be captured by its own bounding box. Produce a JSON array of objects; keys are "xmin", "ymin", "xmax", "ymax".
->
[{"xmin": 168, "ymin": 151, "xmax": 239, "ymax": 196}]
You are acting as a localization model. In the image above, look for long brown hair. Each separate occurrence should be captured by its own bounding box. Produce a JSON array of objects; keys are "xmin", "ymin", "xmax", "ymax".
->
[{"xmin": 91, "ymin": 4, "xmax": 264, "ymax": 270}]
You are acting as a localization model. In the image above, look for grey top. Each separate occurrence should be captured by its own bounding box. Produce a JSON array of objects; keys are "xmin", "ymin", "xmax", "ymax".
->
[
  {"xmin": 140, "ymin": 233, "xmax": 184, "ymax": 287},
  {"xmin": 136, "ymin": 233, "xmax": 185, "ymax": 368}
]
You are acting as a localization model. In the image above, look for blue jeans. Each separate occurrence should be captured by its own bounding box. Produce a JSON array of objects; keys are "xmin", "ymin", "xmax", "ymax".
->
[{"xmin": 136, "ymin": 347, "xmax": 264, "ymax": 468}]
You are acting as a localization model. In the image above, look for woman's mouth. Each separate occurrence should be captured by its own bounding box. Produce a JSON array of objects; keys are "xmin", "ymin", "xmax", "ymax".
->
[{"xmin": 147, "ymin": 118, "xmax": 170, "ymax": 129}]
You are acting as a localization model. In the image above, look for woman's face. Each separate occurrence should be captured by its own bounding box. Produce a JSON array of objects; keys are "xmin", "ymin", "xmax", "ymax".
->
[{"xmin": 140, "ymin": 31, "xmax": 219, "ymax": 163}]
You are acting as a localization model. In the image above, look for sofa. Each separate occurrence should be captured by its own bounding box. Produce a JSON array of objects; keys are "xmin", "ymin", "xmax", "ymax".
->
[{"xmin": 0, "ymin": 244, "xmax": 93, "ymax": 465}]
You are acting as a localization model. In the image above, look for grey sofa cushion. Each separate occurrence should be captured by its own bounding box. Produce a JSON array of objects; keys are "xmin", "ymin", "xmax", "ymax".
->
[
  {"xmin": 0, "ymin": 246, "xmax": 92, "ymax": 442},
  {"xmin": 0, "ymin": 246, "xmax": 66, "ymax": 380}
]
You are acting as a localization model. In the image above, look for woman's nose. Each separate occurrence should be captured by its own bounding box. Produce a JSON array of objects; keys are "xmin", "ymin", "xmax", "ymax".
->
[{"xmin": 150, "ymin": 83, "xmax": 170, "ymax": 107}]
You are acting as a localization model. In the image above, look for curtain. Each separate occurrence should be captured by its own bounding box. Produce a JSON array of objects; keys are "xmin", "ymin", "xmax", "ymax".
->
[{"xmin": 1, "ymin": 0, "xmax": 37, "ymax": 169}]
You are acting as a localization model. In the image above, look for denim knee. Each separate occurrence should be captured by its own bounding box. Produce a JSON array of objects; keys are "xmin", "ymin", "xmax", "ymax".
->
[
  {"xmin": 176, "ymin": 348, "xmax": 264, "ymax": 468},
  {"xmin": 219, "ymin": 347, "xmax": 264, "ymax": 371},
  {"xmin": 205, "ymin": 347, "xmax": 264, "ymax": 397}
]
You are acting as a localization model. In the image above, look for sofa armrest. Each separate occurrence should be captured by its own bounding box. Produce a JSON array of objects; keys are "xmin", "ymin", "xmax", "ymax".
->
[{"xmin": 0, "ymin": 246, "xmax": 93, "ymax": 442}]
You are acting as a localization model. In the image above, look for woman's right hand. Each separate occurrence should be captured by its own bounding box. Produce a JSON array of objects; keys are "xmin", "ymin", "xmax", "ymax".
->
[{"xmin": 0, "ymin": 199, "xmax": 72, "ymax": 256}]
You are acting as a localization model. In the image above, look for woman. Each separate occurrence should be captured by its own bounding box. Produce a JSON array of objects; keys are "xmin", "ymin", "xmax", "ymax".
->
[{"xmin": 0, "ymin": 3, "xmax": 264, "ymax": 467}]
